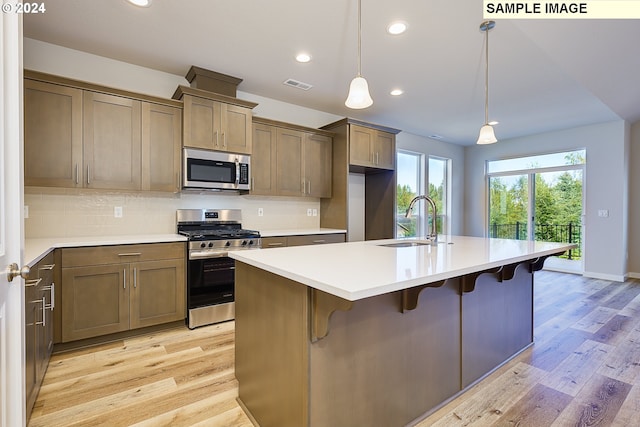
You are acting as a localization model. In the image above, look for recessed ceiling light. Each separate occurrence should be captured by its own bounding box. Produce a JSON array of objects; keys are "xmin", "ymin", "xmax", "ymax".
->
[
  {"xmin": 390, "ymin": 89, "xmax": 404, "ymax": 96},
  {"xmin": 126, "ymin": 0, "xmax": 152, "ymax": 6},
  {"xmin": 488, "ymin": 120, "xmax": 499, "ymax": 125},
  {"xmin": 387, "ymin": 21, "xmax": 408, "ymax": 35},
  {"xmin": 296, "ymin": 53, "xmax": 312, "ymax": 63}
]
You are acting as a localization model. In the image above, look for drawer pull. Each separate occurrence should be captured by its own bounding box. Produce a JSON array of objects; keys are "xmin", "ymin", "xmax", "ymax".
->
[
  {"xmin": 25, "ymin": 278, "xmax": 42, "ymax": 287},
  {"xmin": 39, "ymin": 264, "xmax": 55, "ymax": 271},
  {"xmin": 267, "ymin": 242, "xmax": 284, "ymax": 247},
  {"xmin": 118, "ymin": 252, "xmax": 142, "ymax": 257},
  {"xmin": 313, "ymin": 240, "xmax": 326, "ymax": 244}
]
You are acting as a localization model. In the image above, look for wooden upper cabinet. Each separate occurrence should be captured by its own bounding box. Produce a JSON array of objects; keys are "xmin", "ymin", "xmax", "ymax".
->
[
  {"xmin": 24, "ymin": 72, "xmax": 182, "ymax": 193},
  {"xmin": 252, "ymin": 118, "xmax": 332, "ymax": 198},
  {"xmin": 142, "ymin": 103, "xmax": 181, "ymax": 192},
  {"xmin": 251, "ymin": 123, "xmax": 277, "ymax": 195},
  {"xmin": 182, "ymin": 94, "xmax": 252, "ymax": 154},
  {"xmin": 304, "ymin": 133, "xmax": 332, "ymax": 198},
  {"xmin": 276, "ymin": 127, "xmax": 304, "ymax": 196},
  {"xmin": 349, "ymin": 124, "xmax": 395, "ymax": 170},
  {"xmin": 24, "ymin": 79, "xmax": 83, "ymax": 187},
  {"xmin": 83, "ymin": 92, "xmax": 142, "ymax": 190}
]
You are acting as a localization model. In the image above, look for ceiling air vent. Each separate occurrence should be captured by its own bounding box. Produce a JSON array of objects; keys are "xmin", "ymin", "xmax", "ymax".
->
[{"xmin": 283, "ymin": 78, "xmax": 313, "ymax": 91}]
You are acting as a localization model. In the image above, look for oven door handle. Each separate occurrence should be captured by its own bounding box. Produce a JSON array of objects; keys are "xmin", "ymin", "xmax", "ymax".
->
[{"xmin": 189, "ymin": 250, "xmax": 230, "ymax": 260}]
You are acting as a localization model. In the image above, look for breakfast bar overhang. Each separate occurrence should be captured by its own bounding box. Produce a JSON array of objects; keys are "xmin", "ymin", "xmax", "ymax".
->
[{"xmin": 229, "ymin": 236, "xmax": 575, "ymax": 427}]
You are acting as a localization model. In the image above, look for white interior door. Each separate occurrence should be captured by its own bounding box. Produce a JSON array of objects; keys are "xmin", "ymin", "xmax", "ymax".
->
[{"xmin": 1, "ymin": 7, "xmax": 26, "ymax": 426}]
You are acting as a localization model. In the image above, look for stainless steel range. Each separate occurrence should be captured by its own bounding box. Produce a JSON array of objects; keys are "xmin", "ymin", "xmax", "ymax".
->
[{"xmin": 177, "ymin": 209, "xmax": 261, "ymax": 329}]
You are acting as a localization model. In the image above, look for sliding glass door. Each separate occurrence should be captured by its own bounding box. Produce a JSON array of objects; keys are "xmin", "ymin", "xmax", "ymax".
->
[{"xmin": 487, "ymin": 150, "xmax": 585, "ymax": 272}]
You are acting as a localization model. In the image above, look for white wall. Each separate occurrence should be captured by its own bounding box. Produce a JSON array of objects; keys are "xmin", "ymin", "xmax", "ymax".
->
[
  {"xmin": 464, "ymin": 120, "xmax": 629, "ymax": 281},
  {"xmin": 22, "ymin": 39, "xmax": 342, "ymax": 237},
  {"xmin": 629, "ymin": 120, "xmax": 640, "ymax": 278},
  {"xmin": 396, "ymin": 133, "xmax": 465, "ymax": 235}
]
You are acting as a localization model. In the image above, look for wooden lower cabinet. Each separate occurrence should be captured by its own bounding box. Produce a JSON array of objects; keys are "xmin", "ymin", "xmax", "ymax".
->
[
  {"xmin": 261, "ymin": 233, "xmax": 345, "ymax": 249},
  {"xmin": 25, "ymin": 251, "xmax": 56, "ymax": 421},
  {"xmin": 60, "ymin": 243, "xmax": 186, "ymax": 343}
]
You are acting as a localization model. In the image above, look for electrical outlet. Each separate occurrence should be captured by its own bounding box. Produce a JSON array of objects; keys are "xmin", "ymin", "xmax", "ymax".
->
[
  {"xmin": 307, "ymin": 209, "xmax": 313, "ymax": 216},
  {"xmin": 598, "ymin": 209, "xmax": 609, "ymax": 218},
  {"xmin": 114, "ymin": 206, "xmax": 123, "ymax": 218},
  {"xmin": 312, "ymin": 209, "xmax": 318, "ymax": 217},
  {"xmin": 24, "ymin": 205, "xmax": 29, "ymax": 219},
  {"xmin": 258, "ymin": 208, "xmax": 264, "ymax": 217}
]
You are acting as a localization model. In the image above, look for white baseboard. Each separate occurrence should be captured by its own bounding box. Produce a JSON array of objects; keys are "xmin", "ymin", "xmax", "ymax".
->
[
  {"xmin": 628, "ymin": 272, "xmax": 640, "ymax": 279},
  {"xmin": 582, "ymin": 271, "xmax": 627, "ymax": 282}
]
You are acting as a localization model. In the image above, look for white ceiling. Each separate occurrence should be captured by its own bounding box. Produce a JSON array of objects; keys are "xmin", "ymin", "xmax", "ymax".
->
[{"xmin": 23, "ymin": 0, "xmax": 639, "ymax": 145}]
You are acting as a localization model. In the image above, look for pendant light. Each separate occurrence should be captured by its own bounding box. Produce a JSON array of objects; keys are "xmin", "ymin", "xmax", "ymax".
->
[
  {"xmin": 477, "ymin": 20, "xmax": 497, "ymax": 145},
  {"xmin": 345, "ymin": 0, "xmax": 373, "ymax": 109}
]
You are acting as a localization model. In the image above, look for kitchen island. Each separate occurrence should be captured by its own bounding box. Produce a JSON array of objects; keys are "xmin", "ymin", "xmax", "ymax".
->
[{"xmin": 229, "ymin": 235, "xmax": 575, "ymax": 427}]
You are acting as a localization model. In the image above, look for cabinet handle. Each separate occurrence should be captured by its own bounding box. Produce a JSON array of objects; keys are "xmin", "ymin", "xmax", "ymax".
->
[
  {"xmin": 251, "ymin": 177, "xmax": 254, "ymax": 190},
  {"xmin": 123, "ymin": 268, "xmax": 126, "ymax": 289},
  {"xmin": 214, "ymin": 131, "xmax": 219, "ymax": 148},
  {"xmin": 42, "ymin": 283, "xmax": 55, "ymax": 310},
  {"xmin": 39, "ymin": 264, "xmax": 55, "ymax": 271},
  {"xmin": 375, "ymin": 152, "xmax": 379, "ymax": 165},
  {"xmin": 118, "ymin": 252, "xmax": 142, "ymax": 257},
  {"xmin": 222, "ymin": 132, "xmax": 227, "ymax": 148},
  {"xmin": 301, "ymin": 180, "xmax": 306, "ymax": 195},
  {"xmin": 307, "ymin": 181, "xmax": 311, "ymax": 195},
  {"xmin": 25, "ymin": 278, "xmax": 41, "ymax": 288},
  {"xmin": 133, "ymin": 267, "xmax": 137, "ymax": 288},
  {"xmin": 87, "ymin": 164, "xmax": 91, "ymax": 185},
  {"xmin": 75, "ymin": 163, "xmax": 79, "ymax": 185},
  {"xmin": 31, "ymin": 297, "xmax": 46, "ymax": 326}
]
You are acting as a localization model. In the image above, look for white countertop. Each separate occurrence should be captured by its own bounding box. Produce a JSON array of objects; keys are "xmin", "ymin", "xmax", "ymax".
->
[
  {"xmin": 25, "ymin": 234, "xmax": 187, "ymax": 266},
  {"xmin": 259, "ymin": 228, "xmax": 346, "ymax": 237},
  {"xmin": 229, "ymin": 235, "xmax": 575, "ymax": 301}
]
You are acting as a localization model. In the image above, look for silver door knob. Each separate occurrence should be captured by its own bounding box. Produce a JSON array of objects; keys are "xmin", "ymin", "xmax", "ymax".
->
[{"xmin": 6, "ymin": 263, "xmax": 30, "ymax": 282}]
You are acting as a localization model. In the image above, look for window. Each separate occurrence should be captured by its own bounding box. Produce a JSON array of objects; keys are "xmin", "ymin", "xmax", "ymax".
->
[{"xmin": 396, "ymin": 151, "xmax": 451, "ymax": 238}]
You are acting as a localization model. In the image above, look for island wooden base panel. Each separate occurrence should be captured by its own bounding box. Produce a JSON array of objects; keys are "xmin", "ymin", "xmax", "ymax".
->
[{"xmin": 29, "ymin": 271, "xmax": 640, "ymax": 426}]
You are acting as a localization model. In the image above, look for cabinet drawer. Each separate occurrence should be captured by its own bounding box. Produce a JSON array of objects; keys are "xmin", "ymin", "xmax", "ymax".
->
[
  {"xmin": 286, "ymin": 233, "xmax": 345, "ymax": 247},
  {"xmin": 261, "ymin": 237, "xmax": 288, "ymax": 249},
  {"xmin": 62, "ymin": 242, "xmax": 185, "ymax": 267}
]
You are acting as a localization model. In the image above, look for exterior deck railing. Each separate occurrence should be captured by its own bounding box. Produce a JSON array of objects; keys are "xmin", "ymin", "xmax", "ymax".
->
[{"xmin": 489, "ymin": 222, "xmax": 582, "ymax": 260}]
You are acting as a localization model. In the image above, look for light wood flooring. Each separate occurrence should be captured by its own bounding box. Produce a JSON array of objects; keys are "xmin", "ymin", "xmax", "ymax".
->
[{"xmin": 29, "ymin": 271, "xmax": 640, "ymax": 426}]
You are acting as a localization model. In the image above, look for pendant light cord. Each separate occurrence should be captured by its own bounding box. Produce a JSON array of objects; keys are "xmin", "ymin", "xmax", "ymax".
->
[
  {"xmin": 484, "ymin": 22, "xmax": 489, "ymax": 125},
  {"xmin": 357, "ymin": 0, "xmax": 362, "ymax": 77}
]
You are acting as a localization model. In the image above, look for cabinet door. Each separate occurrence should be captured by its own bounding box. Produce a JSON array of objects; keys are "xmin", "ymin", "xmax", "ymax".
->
[
  {"xmin": 349, "ymin": 125, "xmax": 374, "ymax": 167},
  {"xmin": 129, "ymin": 259, "xmax": 185, "ymax": 329},
  {"xmin": 83, "ymin": 92, "xmax": 142, "ymax": 190},
  {"xmin": 276, "ymin": 128, "xmax": 304, "ymax": 196},
  {"xmin": 24, "ymin": 280, "xmax": 39, "ymax": 417},
  {"xmin": 222, "ymin": 104, "xmax": 252, "ymax": 154},
  {"xmin": 24, "ymin": 79, "xmax": 83, "ymax": 188},
  {"xmin": 303, "ymin": 133, "xmax": 332, "ymax": 198},
  {"xmin": 183, "ymin": 95, "xmax": 221, "ymax": 150},
  {"xmin": 142, "ymin": 103, "xmax": 181, "ymax": 192},
  {"xmin": 61, "ymin": 264, "xmax": 129, "ymax": 342},
  {"xmin": 373, "ymin": 131, "xmax": 395, "ymax": 170},
  {"xmin": 251, "ymin": 123, "xmax": 277, "ymax": 195}
]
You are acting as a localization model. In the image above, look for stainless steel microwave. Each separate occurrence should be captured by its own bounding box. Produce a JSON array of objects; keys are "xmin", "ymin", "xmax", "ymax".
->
[{"xmin": 183, "ymin": 148, "xmax": 250, "ymax": 191}]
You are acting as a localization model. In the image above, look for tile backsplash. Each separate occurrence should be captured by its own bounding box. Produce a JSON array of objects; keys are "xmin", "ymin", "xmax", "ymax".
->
[{"xmin": 25, "ymin": 188, "xmax": 321, "ymax": 238}]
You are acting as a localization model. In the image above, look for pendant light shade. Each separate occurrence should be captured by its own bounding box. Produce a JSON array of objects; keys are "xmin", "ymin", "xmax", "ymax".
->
[
  {"xmin": 346, "ymin": 76, "xmax": 373, "ymax": 109},
  {"xmin": 345, "ymin": 0, "xmax": 373, "ymax": 109},
  {"xmin": 476, "ymin": 20, "xmax": 497, "ymax": 145}
]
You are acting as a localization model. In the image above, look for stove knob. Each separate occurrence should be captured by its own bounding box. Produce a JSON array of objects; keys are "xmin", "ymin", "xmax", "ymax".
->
[
  {"xmin": 225, "ymin": 241, "xmax": 231, "ymax": 247},
  {"xmin": 200, "ymin": 242, "xmax": 206, "ymax": 248},
  {"xmin": 208, "ymin": 242, "xmax": 214, "ymax": 248},
  {"xmin": 248, "ymin": 240, "xmax": 254, "ymax": 245},
  {"xmin": 241, "ymin": 240, "xmax": 248, "ymax": 246}
]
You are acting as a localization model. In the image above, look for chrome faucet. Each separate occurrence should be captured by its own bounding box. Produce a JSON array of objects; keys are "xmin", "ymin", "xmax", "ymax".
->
[{"xmin": 405, "ymin": 195, "xmax": 438, "ymax": 243}]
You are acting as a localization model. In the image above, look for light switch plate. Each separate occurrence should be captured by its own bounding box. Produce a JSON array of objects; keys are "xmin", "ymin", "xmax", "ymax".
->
[
  {"xmin": 307, "ymin": 209, "xmax": 312, "ymax": 216},
  {"xmin": 24, "ymin": 205, "xmax": 29, "ymax": 219},
  {"xmin": 258, "ymin": 208, "xmax": 264, "ymax": 217},
  {"xmin": 114, "ymin": 206, "xmax": 123, "ymax": 218}
]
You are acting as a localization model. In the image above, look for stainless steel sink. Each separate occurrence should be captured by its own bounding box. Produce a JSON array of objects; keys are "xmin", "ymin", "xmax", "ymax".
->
[{"xmin": 378, "ymin": 241, "xmax": 432, "ymax": 248}]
